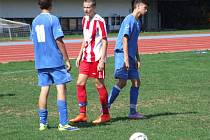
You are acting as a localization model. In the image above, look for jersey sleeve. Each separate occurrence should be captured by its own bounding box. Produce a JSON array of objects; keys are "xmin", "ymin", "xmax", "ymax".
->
[
  {"xmin": 98, "ymin": 19, "xmax": 107, "ymax": 39},
  {"xmin": 52, "ymin": 16, "xmax": 64, "ymax": 40},
  {"xmin": 122, "ymin": 17, "xmax": 134, "ymax": 39}
]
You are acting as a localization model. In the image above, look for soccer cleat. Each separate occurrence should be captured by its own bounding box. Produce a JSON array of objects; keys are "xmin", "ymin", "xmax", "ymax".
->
[
  {"xmin": 128, "ymin": 112, "xmax": 145, "ymax": 119},
  {"xmin": 92, "ymin": 114, "xmax": 110, "ymax": 124},
  {"xmin": 69, "ymin": 114, "xmax": 87, "ymax": 123},
  {"xmin": 58, "ymin": 124, "xmax": 79, "ymax": 131},
  {"xmin": 39, "ymin": 123, "xmax": 48, "ymax": 131}
]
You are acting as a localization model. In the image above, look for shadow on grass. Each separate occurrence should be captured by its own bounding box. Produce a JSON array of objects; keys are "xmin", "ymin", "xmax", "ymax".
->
[
  {"xmin": 110, "ymin": 111, "xmax": 198, "ymax": 123},
  {"xmin": 0, "ymin": 93, "xmax": 15, "ymax": 98},
  {"xmin": 70, "ymin": 121, "xmax": 111, "ymax": 128},
  {"xmin": 47, "ymin": 122, "xmax": 111, "ymax": 129},
  {"xmin": 46, "ymin": 112, "xmax": 198, "ymax": 129},
  {"xmin": 145, "ymin": 111, "xmax": 197, "ymax": 119}
]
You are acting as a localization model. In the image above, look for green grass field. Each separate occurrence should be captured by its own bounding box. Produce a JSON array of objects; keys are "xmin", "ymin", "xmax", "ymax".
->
[{"xmin": 0, "ymin": 51, "xmax": 210, "ymax": 140}]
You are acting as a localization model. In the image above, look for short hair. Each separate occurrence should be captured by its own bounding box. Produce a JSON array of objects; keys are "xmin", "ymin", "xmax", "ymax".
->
[
  {"xmin": 84, "ymin": 0, "xmax": 96, "ymax": 7},
  {"xmin": 38, "ymin": 0, "xmax": 52, "ymax": 10},
  {"xmin": 132, "ymin": 0, "xmax": 149, "ymax": 11}
]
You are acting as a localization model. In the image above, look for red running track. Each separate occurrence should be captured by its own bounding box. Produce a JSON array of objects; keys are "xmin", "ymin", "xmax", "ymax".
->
[{"xmin": 0, "ymin": 36, "xmax": 210, "ymax": 63}]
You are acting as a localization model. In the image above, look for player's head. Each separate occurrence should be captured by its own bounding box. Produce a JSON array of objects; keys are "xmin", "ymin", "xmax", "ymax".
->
[
  {"xmin": 38, "ymin": 0, "xmax": 52, "ymax": 10},
  {"xmin": 83, "ymin": 0, "xmax": 96, "ymax": 17},
  {"xmin": 132, "ymin": 0, "xmax": 148, "ymax": 16}
]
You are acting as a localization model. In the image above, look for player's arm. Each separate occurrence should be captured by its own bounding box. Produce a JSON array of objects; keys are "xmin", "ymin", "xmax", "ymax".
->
[
  {"xmin": 123, "ymin": 35, "xmax": 129, "ymax": 71},
  {"xmin": 56, "ymin": 37, "xmax": 71, "ymax": 71},
  {"xmin": 76, "ymin": 39, "xmax": 85, "ymax": 67},
  {"xmin": 136, "ymin": 44, "xmax": 141, "ymax": 69},
  {"xmin": 98, "ymin": 19, "xmax": 108, "ymax": 71},
  {"xmin": 98, "ymin": 38, "xmax": 108, "ymax": 71},
  {"xmin": 122, "ymin": 18, "xmax": 133, "ymax": 71}
]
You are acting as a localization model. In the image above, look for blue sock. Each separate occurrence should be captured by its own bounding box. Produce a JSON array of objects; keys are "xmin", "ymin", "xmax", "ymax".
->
[
  {"xmin": 57, "ymin": 100, "xmax": 68, "ymax": 125},
  {"xmin": 38, "ymin": 109, "xmax": 48, "ymax": 124},
  {"xmin": 108, "ymin": 85, "xmax": 121, "ymax": 107},
  {"xmin": 130, "ymin": 87, "xmax": 139, "ymax": 114}
]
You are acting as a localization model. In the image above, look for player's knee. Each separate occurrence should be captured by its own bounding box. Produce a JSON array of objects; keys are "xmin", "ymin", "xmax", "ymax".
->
[
  {"xmin": 76, "ymin": 75, "xmax": 88, "ymax": 85},
  {"xmin": 63, "ymin": 86, "xmax": 67, "ymax": 93},
  {"xmin": 95, "ymin": 82, "xmax": 104, "ymax": 88},
  {"xmin": 132, "ymin": 80, "xmax": 140, "ymax": 87},
  {"xmin": 95, "ymin": 79, "xmax": 105, "ymax": 88},
  {"xmin": 117, "ymin": 81, "xmax": 127, "ymax": 89},
  {"xmin": 76, "ymin": 81, "xmax": 86, "ymax": 86}
]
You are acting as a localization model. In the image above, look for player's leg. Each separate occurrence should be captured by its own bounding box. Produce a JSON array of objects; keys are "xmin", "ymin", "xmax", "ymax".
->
[
  {"xmin": 37, "ymin": 68, "xmax": 53, "ymax": 131},
  {"xmin": 77, "ymin": 74, "xmax": 89, "ymax": 115},
  {"xmin": 92, "ymin": 78, "xmax": 110, "ymax": 124},
  {"xmin": 127, "ymin": 57, "xmax": 144, "ymax": 119},
  {"xmin": 108, "ymin": 66, "xmax": 128, "ymax": 108},
  {"xmin": 56, "ymin": 84, "xmax": 79, "ymax": 131},
  {"xmin": 49, "ymin": 66, "xmax": 78, "ymax": 131},
  {"xmin": 38, "ymin": 86, "xmax": 50, "ymax": 131},
  {"xmin": 56, "ymin": 84, "xmax": 68, "ymax": 126},
  {"xmin": 128, "ymin": 79, "xmax": 144, "ymax": 119},
  {"xmin": 129, "ymin": 79, "xmax": 140, "ymax": 114},
  {"xmin": 108, "ymin": 79, "xmax": 127, "ymax": 108},
  {"xmin": 69, "ymin": 74, "xmax": 89, "ymax": 123},
  {"xmin": 70, "ymin": 61, "xmax": 89, "ymax": 123}
]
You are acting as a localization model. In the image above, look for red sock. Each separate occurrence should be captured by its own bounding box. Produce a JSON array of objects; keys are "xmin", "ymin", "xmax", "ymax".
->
[
  {"xmin": 97, "ymin": 86, "xmax": 109, "ymax": 114},
  {"xmin": 77, "ymin": 85, "xmax": 87, "ymax": 114}
]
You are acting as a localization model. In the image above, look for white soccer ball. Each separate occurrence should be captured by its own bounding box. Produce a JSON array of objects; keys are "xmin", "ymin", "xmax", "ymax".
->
[{"xmin": 129, "ymin": 132, "xmax": 148, "ymax": 140}]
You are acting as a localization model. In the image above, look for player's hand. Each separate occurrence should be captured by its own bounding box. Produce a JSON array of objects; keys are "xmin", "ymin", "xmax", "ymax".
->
[
  {"xmin": 124, "ymin": 60, "xmax": 129, "ymax": 71},
  {"xmin": 97, "ymin": 61, "xmax": 105, "ymax": 71},
  {"xmin": 136, "ymin": 61, "xmax": 141, "ymax": 69},
  {"xmin": 76, "ymin": 56, "xmax": 81, "ymax": 68},
  {"xmin": 65, "ymin": 60, "xmax": 71, "ymax": 72}
]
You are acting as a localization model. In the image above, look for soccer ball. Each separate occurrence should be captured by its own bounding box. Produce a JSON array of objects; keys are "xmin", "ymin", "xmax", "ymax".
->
[{"xmin": 129, "ymin": 132, "xmax": 148, "ymax": 140}]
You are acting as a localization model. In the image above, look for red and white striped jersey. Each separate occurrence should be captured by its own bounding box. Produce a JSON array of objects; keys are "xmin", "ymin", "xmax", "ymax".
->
[{"xmin": 82, "ymin": 14, "xmax": 107, "ymax": 62}]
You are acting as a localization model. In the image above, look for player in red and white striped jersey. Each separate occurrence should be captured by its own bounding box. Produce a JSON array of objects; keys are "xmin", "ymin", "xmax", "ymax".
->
[
  {"xmin": 82, "ymin": 13, "xmax": 107, "ymax": 63},
  {"xmin": 70, "ymin": 0, "xmax": 110, "ymax": 124}
]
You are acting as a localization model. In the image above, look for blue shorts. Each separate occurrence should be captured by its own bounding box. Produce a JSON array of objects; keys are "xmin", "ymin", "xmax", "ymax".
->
[
  {"xmin": 114, "ymin": 67, "xmax": 140, "ymax": 80},
  {"xmin": 114, "ymin": 52, "xmax": 140, "ymax": 80},
  {"xmin": 37, "ymin": 66, "xmax": 72, "ymax": 86}
]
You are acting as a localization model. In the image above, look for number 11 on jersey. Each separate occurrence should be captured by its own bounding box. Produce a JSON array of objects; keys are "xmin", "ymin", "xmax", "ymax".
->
[{"xmin": 35, "ymin": 25, "xmax": 45, "ymax": 43}]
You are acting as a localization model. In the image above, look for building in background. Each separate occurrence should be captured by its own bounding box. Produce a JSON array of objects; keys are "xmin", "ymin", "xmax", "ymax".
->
[{"xmin": 0, "ymin": 0, "xmax": 210, "ymax": 34}]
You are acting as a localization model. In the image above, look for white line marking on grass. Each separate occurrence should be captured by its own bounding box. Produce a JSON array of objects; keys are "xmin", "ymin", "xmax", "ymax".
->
[{"xmin": 0, "ymin": 70, "xmax": 35, "ymax": 75}]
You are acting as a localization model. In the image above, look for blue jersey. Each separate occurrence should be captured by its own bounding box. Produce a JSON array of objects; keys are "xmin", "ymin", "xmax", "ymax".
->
[
  {"xmin": 115, "ymin": 14, "xmax": 142, "ymax": 60},
  {"xmin": 32, "ymin": 13, "xmax": 64, "ymax": 69}
]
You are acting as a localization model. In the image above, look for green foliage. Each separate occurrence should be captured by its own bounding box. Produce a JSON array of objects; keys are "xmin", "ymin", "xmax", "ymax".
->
[{"xmin": 0, "ymin": 51, "xmax": 210, "ymax": 140}]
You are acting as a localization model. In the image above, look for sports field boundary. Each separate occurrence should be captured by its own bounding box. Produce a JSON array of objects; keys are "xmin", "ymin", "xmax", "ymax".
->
[
  {"xmin": 1, "ymin": 33, "xmax": 210, "ymax": 46},
  {"xmin": 0, "ymin": 33, "xmax": 210, "ymax": 63}
]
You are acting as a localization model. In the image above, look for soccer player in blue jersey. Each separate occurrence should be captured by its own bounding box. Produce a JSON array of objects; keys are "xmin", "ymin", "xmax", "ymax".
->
[
  {"xmin": 108, "ymin": 0, "xmax": 148, "ymax": 119},
  {"xmin": 32, "ymin": 0, "xmax": 79, "ymax": 131}
]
